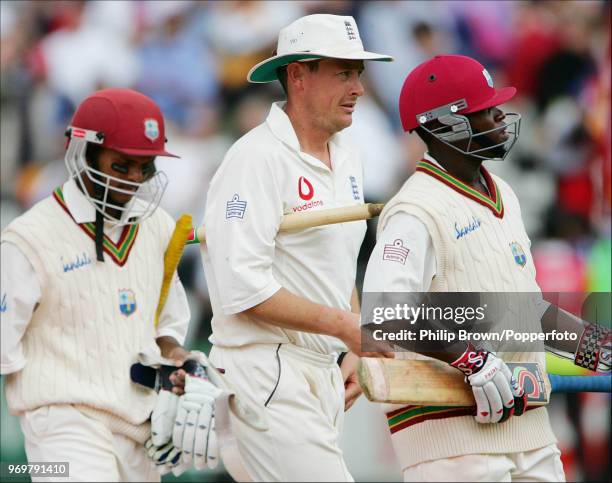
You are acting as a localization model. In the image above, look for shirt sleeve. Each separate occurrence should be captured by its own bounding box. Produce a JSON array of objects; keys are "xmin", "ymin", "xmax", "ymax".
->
[
  {"xmin": 155, "ymin": 273, "xmax": 190, "ymax": 346},
  {"xmin": 204, "ymin": 146, "xmax": 284, "ymax": 315},
  {"xmin": 363, "ymin": 212, "xmax": 437, "ymax": 293},
  {"xmin": 0, "ymin": 241, "xmax": 41, "ymax": 374}
]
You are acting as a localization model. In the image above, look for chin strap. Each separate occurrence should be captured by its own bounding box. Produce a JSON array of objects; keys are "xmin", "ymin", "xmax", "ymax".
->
[
  {"xmin": 93, "ymin": 182, "xmax": 105, "ymax": 262},
  {"xmin": 95, "ymin": 208, "xmax": 105, "ymax": 262}
]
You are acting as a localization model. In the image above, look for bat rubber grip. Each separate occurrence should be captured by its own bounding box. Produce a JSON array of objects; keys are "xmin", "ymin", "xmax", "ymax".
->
[{"xmin": 550, "ymin": 374, "xmax": 611, "ymax": 393}]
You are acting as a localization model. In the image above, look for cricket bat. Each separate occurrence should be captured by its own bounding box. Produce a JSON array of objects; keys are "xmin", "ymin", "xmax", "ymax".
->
[
  {"xmin": 185, "ymin": 203, "xmax": 385, "ymax": 245},
  {"xmin": 358, "ymin": 358, "xmax": 551, "ymax": 406}
]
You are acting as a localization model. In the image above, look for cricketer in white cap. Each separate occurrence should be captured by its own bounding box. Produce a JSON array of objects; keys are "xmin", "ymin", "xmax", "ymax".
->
[{"xmin": 200, "ymin": 14, "xmax": 393, "ymax": 482}]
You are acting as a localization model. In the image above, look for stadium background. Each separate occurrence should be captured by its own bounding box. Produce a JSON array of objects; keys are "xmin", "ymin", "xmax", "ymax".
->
[{"xmin": 0, "ymin": 1, "xmax": 609, "ymax": 481}]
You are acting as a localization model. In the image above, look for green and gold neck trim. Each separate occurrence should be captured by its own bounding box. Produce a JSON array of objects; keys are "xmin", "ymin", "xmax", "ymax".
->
[
  {"xmin": 53, "ymin": 187, "xmax": 139, "ymax": 266},
  {"xmin": 416, "ymin": 159, "xmax": 504, "ymax": 218},
  {"xmin": 387, "ymin": 405, "xmax": 474, "ymax": 433}
]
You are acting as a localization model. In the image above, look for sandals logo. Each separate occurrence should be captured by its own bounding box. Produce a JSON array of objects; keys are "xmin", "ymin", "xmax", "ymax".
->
[{"xmin": 62, "ymin": 252, "xmax": 92, "ymax": 273}]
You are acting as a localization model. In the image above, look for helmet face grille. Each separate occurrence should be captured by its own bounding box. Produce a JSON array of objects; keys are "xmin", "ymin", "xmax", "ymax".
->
[
  {"xmin": 64, "ymin": 135, "xmax": 168, "ymax": 225},
  {"xmin": 419, "ymin": 112, "xmax": 522, "ymax": 161}
]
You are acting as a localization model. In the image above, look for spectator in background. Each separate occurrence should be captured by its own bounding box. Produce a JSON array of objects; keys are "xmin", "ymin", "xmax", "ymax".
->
[
  {"xmin": 136, "ymin": 1, "xmax": 219, "ymax": 128},
  {"xmin": 358, "ymin": 0, "xmax": 456, "ymax": 126},
  {"xmin": 37, "ymin": 1, "xmax": 139, "ymax": 118},
  {"xmin": 204, "ymin": 0, "xmax": 305, "ymax": 108},
  {"xmin": 11, "ymin": 1, "xmax": 140, "ymax": 166},
  {"xmin": 506, "ymin": 2, "xmax": 562, "ymax": 101},
  {"xmin": 447, "ymin": 0, "xmax": 515, "ymax": 69}
]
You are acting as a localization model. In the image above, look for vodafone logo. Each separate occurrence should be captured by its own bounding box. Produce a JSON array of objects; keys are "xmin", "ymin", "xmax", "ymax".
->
[{"xmin": 298, "ymin": 176, "xmax": 314, "ymax": 201}]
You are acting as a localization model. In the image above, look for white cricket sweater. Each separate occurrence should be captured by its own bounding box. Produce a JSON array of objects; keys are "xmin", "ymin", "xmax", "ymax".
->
[
  {"xmin": 376, "ymin": 160, "xmax": 557, "ymax": 468},
  {"xmin": 1, "ymin": 188, "xmax": 175, "ymax": 442}
]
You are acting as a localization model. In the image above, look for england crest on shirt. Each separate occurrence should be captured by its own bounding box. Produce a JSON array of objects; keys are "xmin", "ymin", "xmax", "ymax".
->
[
  {"xmin": 119, "ymin": 289, "xmax": 137, "ymax": 316},
  {"xmin": 510, "ymin": 241, "xmax": 527, "ymax": 267},
  {"xmin": 349, "ymin": 176, "xmax": 360, "ymax": 200}
]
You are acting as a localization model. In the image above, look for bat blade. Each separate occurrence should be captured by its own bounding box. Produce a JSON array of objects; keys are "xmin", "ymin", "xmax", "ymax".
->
[{"xmin": 358, "ymin": 358, "xmax": 551, "ymax": 407}]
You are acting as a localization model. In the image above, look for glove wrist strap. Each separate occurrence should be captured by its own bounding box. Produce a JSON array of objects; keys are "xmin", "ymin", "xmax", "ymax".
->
[{"xmin": 450, "ymin": 343, "xmax": 490, "ymax": 376}]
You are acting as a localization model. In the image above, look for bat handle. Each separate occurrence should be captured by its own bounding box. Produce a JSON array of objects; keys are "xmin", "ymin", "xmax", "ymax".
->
[{"xmin": 550, "ymin": 374, "xmax": 611, "ymax": 393}]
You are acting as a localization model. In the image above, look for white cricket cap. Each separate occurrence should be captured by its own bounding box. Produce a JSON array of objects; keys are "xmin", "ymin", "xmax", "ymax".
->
[{"xmin": 247, "ymin": 14, "xmax": 393, "ymax": 83}]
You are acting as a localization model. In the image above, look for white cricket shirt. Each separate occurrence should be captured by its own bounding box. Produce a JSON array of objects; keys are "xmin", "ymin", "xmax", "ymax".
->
[
  {"xmin": 363, "ymin": 154, "xmax": 442, "ymax": 293},
  {"xmin": 201, "ymin": 102, "xmax": 366, "ymax": 355}
]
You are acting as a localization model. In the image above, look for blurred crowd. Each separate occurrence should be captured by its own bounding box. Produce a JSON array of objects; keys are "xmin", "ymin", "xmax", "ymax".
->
[{"xmin": 0, "ymin": 1, "xmax": 610, "ymax": 481}]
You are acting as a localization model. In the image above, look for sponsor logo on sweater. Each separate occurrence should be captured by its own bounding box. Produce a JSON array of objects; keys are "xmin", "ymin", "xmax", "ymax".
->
[
  {"xmin": 454, "ymin": 217, "xmax": 481, "ymax": 240},
  {"xmin": 62, "ymin": 252, "xmax": 92, "ymax": 273}
]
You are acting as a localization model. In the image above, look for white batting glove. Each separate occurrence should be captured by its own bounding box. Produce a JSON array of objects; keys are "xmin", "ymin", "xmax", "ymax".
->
[
  {"xmin": 145, "ymin": 437, "xmax": 189, "ymax": 476},
  {"xmin": 173, "ymin": 373, "xmax": 223, "ymax": 470},
  {"xmin": 451, "ymin": 343, "xmax": 527, "ymax": 424},
  {"xmin": 151, "ymin": 389, "xmax": 179, "ymax": 446}
]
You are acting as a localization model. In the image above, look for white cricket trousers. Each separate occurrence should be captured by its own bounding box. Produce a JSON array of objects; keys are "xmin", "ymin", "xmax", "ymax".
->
[
  {"xmin": 210, "ymin": 343, "xmax": 353, "ymax": 482},
  {"xmin": 402, "ymin": 444, "xmax": 565, "ymax": 482},
  {"xmin": 19, "ymin": 404, "xmax": 159, "ymax": 482}
]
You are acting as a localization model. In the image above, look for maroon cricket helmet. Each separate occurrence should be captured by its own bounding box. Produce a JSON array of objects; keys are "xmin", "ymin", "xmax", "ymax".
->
[
  {"xmin": 399, "ymin": 55, "xmax": 517, "ymax": 132},
  {"xmin": 69, "ymin": 88, "xmax": 178, "ymax": 158}
]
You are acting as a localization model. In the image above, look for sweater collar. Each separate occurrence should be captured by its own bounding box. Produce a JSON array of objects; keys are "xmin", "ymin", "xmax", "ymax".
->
[{"xmin": 417, "ymin": 154, "xmax": 504, "ymax": 218}]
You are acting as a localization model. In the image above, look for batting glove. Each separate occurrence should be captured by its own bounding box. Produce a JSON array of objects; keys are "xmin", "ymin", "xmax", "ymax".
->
[
  {"xmin": 145, "ymin": 437, "xmax": 189, "ymax": 476},
  {"xmin": 451, "ymin": 343, "xmax": 527, "ymax": 424},
  {"xmin": 151, "ymin": 389, "xmax": 180, "ymax": 446},
  {"xmin": 173, "ymin": 371, "xmax": 223, "ymax": 470}
]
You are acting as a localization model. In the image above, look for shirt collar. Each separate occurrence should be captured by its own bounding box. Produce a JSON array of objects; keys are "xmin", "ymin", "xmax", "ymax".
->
[
  {"xmin": 266, "ymin": 101, "xmax": 349, "ymax": 171},
  {"xmin": 266, "ymin": 101, "xmax": 300, "ymax": 152},
  {"xmin": 63, "ymin": 178, "xmax": 96, "ymax": 224}
]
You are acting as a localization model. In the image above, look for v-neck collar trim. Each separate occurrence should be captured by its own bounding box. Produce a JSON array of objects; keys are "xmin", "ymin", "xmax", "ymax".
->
[
  {"xmin": 416, "ymin": 159, "xmax": 504, "ymax": 218},
  {"xmin": 53, "ymin": 187, "xmax": 139, "ymax": 266}
]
